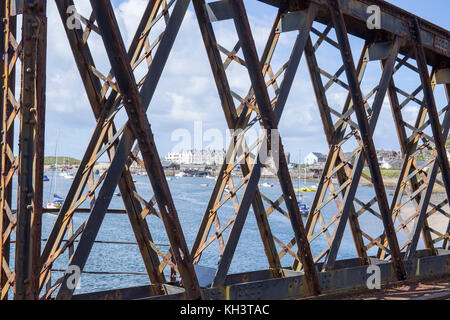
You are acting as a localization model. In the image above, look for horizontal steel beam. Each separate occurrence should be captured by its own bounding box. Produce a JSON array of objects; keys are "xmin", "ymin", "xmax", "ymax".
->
[
  {"xmin": 74, "ymin": 251, "xmax": 450, "ymax": 300},
  {"xmin": 259, "ymin": 0, "xmax": 449, "ymax": 66}
]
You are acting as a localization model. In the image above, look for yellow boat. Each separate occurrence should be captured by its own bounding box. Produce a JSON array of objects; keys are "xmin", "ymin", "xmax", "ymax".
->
[{"xmin": 295, "ymin": 187, "xmax": 317, "ymax": 192}]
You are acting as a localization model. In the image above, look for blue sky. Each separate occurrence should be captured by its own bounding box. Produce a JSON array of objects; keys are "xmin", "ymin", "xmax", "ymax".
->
[
  {"xmin": 386, "ymin": 0, "xmax": 449, "ymax": 29},
  {"xmin": 42, "ymin": 0, "xmax": 449, "ymax": 163}
]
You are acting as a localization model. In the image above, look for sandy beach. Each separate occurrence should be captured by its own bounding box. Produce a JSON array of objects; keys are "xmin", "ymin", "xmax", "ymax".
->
[{"xmin": 398, "ymin": 193, "xmax": 449, "ymax": 243}]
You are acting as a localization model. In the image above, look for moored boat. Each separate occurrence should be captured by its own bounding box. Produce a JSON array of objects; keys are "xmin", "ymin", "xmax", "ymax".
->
[{"xmin": 260, "ymin": 182, "xmax": 274, "ymax": 188}]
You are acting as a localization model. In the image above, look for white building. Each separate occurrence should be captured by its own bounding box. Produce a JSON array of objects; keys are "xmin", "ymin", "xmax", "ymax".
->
[
  {"xmin": 305, "ymin": 152, "xmax": 327, "ymax": 166},
  {"xmin": 380, "ymin": 159, "xmax": 392, "ymax": 169},
  {"xmin": 166, "ymin": 152, "xmax": 182, "ymax": 164}
]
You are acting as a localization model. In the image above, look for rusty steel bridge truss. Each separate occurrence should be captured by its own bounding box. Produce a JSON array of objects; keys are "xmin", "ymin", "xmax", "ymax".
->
[{"xmin": 1, "ymin": 0, "xmax": 449, "ymax": 300}]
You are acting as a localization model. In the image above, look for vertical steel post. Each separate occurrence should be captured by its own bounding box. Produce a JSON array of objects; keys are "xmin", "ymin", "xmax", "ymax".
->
[
  {"xmin": 14, "ymin": 0, "xmax": 46, "ymax": 300},
  {"xmin": 443, "ymin": 84, "xmax": 450, "ymax": 250},
  {"xmin": 0, "ymin": 0, "xmax": 8, "ymax": 299}
]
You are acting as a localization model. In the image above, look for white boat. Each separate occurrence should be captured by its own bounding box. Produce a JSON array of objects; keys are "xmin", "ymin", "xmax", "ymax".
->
[
  {"xmin": 46, "ymin": 202, "xmax": 60, "ymax": 209},
  {"xmin": 260, "ymin": 182, "xmax": 274, "ymax": 188},
  {"xmin": 205, "ymin": 175, "xmax": 215, "ymax": 180},
  {"xmin": 46, "ymin": 194, "xmax": 64, "ymax": 210},
  {"xmin": 200, "ymin": 183, "xmax": 208, "ymax": 187},
  {"xmin": 175, "ymin": 172, "xmax": 186, "ymax": 178},
  {"xmin": 62, "ymin": 172, "xmax": 74, "ymax": 180},
  {"xmin": 46, "ymin": 129, "xmax": 64, "ymax": 211}
]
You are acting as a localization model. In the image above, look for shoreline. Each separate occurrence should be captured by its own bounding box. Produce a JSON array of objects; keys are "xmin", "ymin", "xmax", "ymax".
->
[{"xmin": 45, "ymin": 167, "xmax": 449, "ymax": 196}]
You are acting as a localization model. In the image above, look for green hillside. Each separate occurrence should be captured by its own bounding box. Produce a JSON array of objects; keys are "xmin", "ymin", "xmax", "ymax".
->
[{"xmin": 44, "ymin": 157, "xmax": 80, "ymax": 166}]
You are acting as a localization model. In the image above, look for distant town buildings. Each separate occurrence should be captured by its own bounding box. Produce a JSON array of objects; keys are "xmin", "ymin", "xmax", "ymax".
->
[
  {"xmin": 163, "ymin": 147, "xmax": 429, "ymax": 172},
  {"xmin": 376, "ymin": 149, "xmax": 402, "ymax": 169},
  {"xmin": 303, "ymin": 149, "xmax": 405, "ymax": 170},
  {"xmin": 379, "ymin": 159, "xmax": 403, "ymax": 169},
  {"xmin": 304, "ymin": 152, "xmax": 327, "ymax": 166},
  {"xmin": 165, "ymin": 149, "xmax": 226, "ymax": 166},
  {"xmin": 377, "ymin": 149, "xmax": 400, "ymax": 162}
]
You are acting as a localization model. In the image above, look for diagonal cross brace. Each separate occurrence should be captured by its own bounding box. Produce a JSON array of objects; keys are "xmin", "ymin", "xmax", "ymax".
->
[
  {"xmin": 410, "ymin": 18, "xmax": 450, "ymax": 208},
  {"xmin": 384, "ymin": 66, "xmax": 435, "ymax": 256},
  {"xmin": 322, "ymin": 39, "xmax": 401, "ymax": 270},
  {"xmin": 381, "ymin": 66, "xmax": 438, "ymax": 258},
  {"xmin": 0, "ymin": 0, "xmax": 17, "ymax": 299},
  {"xmin": 55, "ymin": 0, "xmax": 200, "ymax": 300},
  {"xmin": 40, "ymin": 0, "xmax": 166, "ymax": 295},
  {"xmin": 191, "ymin": 0, "xmax": 283, "ymax": 278},
  {"xmin": 304, "ymin": 39, "xmax": 370, "ymax": 265},
  {"xmin": 406, "ymin": 82, "xmax": 450, "ymax": 258},
  {"xmin": 87, "ymin": 0, "xmax": 201, "ymax": 298},
  {"xmin": 220, "ymin": 0, "xmax": 321, "ymax": 295},
  {"xmin": 327, "ymin": 0, "xmax": 405, "ymax": 280}
]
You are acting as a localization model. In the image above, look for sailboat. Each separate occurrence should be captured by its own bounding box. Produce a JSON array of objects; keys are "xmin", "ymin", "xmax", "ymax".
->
[
  {"xmin": 295, "ymin": 150, "xmax": 309, "ymax": 217},
  {"xmin": 46, "ymin": 194, "xmax": 64, "ymax": 209},
  {"xmin": 46, "ymin": 130, "xmax": 64, "ymax": 211},
  {"xmin": 298, "ymin": 163, "xmax": 317, "ymax": 192},
  {"xmin": 61, "ymin": 171, "xmax": 75, "ymax": 180}
]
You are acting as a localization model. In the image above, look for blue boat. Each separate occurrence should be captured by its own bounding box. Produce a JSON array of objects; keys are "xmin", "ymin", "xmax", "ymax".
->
[
  {"xmin": 43, "ymin": 175, "xmax": 50, "ymax": 182},
  {"xmin": 298, "ymin": 200, "xmax": 309, "ymax": 217}
]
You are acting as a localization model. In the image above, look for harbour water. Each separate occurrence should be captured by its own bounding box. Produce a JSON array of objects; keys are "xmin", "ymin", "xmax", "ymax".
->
[{"xmin": 8, "ymin": 173, "xmax": 418, "ymax": 295}]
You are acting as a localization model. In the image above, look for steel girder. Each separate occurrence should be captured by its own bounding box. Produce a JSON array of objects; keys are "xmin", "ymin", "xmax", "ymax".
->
[
  {"xmin": 0, "ymin": 0, "xmax": 47, "ymax": 300},
  {"xmin": 260, "ymin": 0, "xmax": 449, "ymax": 66},
  {"xmin": 0, "ymin": 0, "xmax": 17, "ymax": 300},
  {"xmin": 0, "ymin": 0, "xmax": 449, "ymax": 300}
]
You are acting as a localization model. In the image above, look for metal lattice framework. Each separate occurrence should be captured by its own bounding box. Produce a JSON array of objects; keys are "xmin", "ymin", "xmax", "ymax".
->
[{"xmin": 1, "ymin": 0, "xmax": 449, "ymax": 300}]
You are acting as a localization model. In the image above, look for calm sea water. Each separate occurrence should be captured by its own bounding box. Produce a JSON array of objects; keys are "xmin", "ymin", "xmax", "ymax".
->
[{"xmin": 7, "ymin": 173, "xmax": 416, "ymax": 295}]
